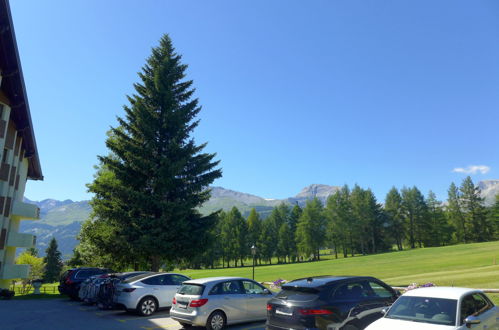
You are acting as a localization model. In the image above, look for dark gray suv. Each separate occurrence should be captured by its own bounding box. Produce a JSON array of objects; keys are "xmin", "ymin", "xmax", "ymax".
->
[{"xmin": 266, "ymin": 276, "xmax": 399, "ymax": 330}]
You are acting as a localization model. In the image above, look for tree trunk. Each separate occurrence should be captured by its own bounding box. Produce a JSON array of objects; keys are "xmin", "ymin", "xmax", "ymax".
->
[{"xmin": 150, "ymin": 255, "xmax": 161, "ymax": 272}]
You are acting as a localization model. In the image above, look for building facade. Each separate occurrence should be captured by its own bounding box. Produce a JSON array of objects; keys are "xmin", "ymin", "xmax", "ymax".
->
[{"xmin": 0, "ymin": 0, "xmax": 43, "ymax": 290}]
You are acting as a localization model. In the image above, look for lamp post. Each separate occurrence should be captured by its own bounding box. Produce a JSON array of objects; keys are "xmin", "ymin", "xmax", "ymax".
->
[{"xmin": 251, "ymin": 244, "xmax": 257, "ymax": 280}]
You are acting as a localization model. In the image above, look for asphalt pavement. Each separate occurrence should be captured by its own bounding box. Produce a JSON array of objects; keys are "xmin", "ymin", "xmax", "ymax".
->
[{"xmin": 0, "ymin": 298, "xmax": 266, "ymax": 330}]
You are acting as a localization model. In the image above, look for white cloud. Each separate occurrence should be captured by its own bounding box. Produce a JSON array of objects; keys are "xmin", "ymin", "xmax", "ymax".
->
[{"xmin": 452, "ymin": 165, "xmax": 490, "ymax": 175}]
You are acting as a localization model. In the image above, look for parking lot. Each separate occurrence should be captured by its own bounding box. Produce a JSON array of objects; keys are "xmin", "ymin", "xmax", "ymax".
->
[{"xmin": 0, "ymin": 298, "xmax": 266, "ymax": 330}]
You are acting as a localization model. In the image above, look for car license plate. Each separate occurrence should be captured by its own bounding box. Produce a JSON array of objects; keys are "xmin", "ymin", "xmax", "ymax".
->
[
  {"xmin": 275, "ymin": 307, "xmax": 293, "ymax": 316},
  {"xmin": 178, "ymin": 302, "xmax": 188, "ymax": 309}
]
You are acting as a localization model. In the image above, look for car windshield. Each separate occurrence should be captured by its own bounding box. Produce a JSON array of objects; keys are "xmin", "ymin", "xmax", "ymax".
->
[
  {"xmin": 386, "ymin": 296, "xmax": 457, "ymax": 326},
  {"xmin": 178, "ymin": 283, "xmax": 204, "ymax": 295}
]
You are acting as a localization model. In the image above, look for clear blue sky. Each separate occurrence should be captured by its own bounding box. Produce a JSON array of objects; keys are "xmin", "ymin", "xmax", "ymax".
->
[{"xmin": 10, "ymin": 0, "xmax": 499, "ymax": 202}]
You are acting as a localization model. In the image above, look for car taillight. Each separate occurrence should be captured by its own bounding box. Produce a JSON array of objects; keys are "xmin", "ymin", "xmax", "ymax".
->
[
  {"xmin": 122, "ymin": 288, "xmax": 136, "ymax": 293},
  {"xmin": 189, "ymin": 299, "xmax": 208, "ymax": 307},
  {"xmin": 172, "ymin": 297, "xmax": 177, "ymax": 305},
  {"xmin": 267, "ymin": 304, "xmax": 273, "ymax": 311},
  {"xmin": 64, "ymin": 270, "xmax": 75, "ymax": 284},
  {"xmin": 299, "ymin": 309, "xmax": 333, "ymax": 315}
]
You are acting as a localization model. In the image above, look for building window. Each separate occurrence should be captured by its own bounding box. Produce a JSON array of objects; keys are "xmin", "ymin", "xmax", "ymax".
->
[{"xmin": 1, "ymin": 148, "xmax": 7, "ymax": 164}]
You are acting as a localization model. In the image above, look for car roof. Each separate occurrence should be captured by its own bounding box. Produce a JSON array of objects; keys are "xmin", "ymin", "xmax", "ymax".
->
[
  {"xmin": 284, "ymin": 276, "xmax": 376, "ymax": 288},
  {"xmin": 402, "ymin": 287, "xmax": 482, "ymax": 299},
  {"xmin": 124, "ymin": 272, "xmax": 187, "ymax": 282},
  {"xmin": 184, "ymin": 277, "xmax": 250, "ymax": 285}
]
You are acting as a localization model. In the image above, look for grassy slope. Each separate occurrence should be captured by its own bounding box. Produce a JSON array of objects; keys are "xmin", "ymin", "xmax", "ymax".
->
[{"xmin": 181, "ymin": 241, "xmax": 499, "ymax": 297}]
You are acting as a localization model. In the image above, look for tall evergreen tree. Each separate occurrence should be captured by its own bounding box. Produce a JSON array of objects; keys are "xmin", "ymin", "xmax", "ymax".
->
[
  {"xmin": 447, "ymin": 182, "xmax": 466, "ymax": 243},
  {"xmin": 426, "ymin": 191, "xmax": 452, "ymax": 246},
  {"xmin": 401, "ymin": 186, "xmax": 428, "ymax": 248},
  {"xmin": 460, "ymin": 177, "xmax": 491, "ymax": 242},
  {"xmin": 277, "ymin": 222, "xmax": 292, "ymax": 263},
  {"xmin": 259, "ymin": 218, "xmax": 276, "ymax": 264},
  {"xmin": 266, "ymin": 205, "xmax": 290, "ymax": 263},
  {"xmin": 86, "ymin": 35, "xmax": 222, "ymax": 271},
  {"xmin": 384, "ymin": 187, "xmax": 405, "ymax": 250},
  {"xmin": 489, "ymin": 195, "xmax": 499, "ymax": 240},
  {"xmin": 43, "ymin": 238, "xmax": 63, "ymax": 283},
  {"xmin": 288, "ymin": 204, "xmax": 302, "ymax": 261},
  {"xmin": 295, "ymin": 198, "xmax": 326, "ymax": 260},
  {"xmin": 325, "ymin": 186, "xmax": 351, "ymax": 258},
  {"xmin": 247, "ymin": 208, "xmax": 262, "ymax": 248}
]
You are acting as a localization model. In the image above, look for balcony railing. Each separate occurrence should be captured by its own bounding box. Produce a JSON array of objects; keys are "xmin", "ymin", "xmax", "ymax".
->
[
  {"xmin": 6, "ymin": 232, "xmax": 35, "ymax": 248},
  {"xmin": 11, "ymin": 201, "xmax": 39, "ymax": 220},
  {"xmin": 1, "ymin": 264, "xmax": 29, "ymax": 280}
]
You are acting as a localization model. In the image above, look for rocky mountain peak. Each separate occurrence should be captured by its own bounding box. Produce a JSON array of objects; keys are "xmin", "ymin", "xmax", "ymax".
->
[
  {"xmin": 478, "ymin": 180, "xmax": 499, "ymax": 190},
  {"xmin": 478, "ymin": 180, "xmax": 499, "ymax": 205},
  {"xmin": 294, "ymin": 184, "xmax": 341, "ymax": 199}
]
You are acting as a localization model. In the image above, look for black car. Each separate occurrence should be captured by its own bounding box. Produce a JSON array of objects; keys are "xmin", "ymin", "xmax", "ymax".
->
[
  {"xmin": 58, "ymin": 267, "xmax": 113, "ymax": 300},
  {"xmin": 266, "ymin": 276, "xmax": 399, "ymax": 330}
]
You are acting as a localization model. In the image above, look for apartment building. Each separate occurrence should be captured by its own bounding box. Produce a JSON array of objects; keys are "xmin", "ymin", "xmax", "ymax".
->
[{"xmin": 0, "ymin": 0, "xmax": 43, "ymax": 289}]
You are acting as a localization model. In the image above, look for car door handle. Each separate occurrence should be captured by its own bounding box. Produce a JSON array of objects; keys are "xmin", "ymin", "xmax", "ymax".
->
[{"xmin": 153, "ymin": 288, "xmax": 159, "ymax": 291}]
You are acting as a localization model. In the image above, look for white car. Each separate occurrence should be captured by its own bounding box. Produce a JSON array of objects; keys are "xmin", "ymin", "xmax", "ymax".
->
[
  {"xmin": 114, "ymin": 272, "xmax": 190, "ymax": 316},
  {"xmin": 365, "ymin": 287, "xmax": 499, "ymax": 330}
]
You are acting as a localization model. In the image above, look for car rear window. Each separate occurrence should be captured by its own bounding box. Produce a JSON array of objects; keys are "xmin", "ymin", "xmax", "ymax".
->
[
  {"xmin": 178, "ymin": 284, "xmax": 205, "ymax": 295},
  {"xmin": 276, "ymin": 287, "xmax": 320, "ymax": 302},
  {"xmin": 75, "ymin": 270, "xmax": 103, "ymax": 279}
]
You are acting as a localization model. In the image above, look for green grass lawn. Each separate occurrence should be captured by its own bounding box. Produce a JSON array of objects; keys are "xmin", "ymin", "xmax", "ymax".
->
[
  {"xmin": 180, "ymin": 241, "xmax": 499, "ymax": 303},
  {"xmin": 10, "ymin": 282, "xmax": 63, "ymax": 299}
]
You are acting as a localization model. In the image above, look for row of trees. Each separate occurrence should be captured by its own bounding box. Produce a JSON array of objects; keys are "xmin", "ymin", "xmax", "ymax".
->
[{"xmin": 184, "ymin": 176, "xmax": 498, "ymax": 269}]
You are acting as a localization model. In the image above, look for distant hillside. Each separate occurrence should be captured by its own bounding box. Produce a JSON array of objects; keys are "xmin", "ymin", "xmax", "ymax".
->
[
  {"xmin": 20, "ymin": 221, "xmax": 81, "ymax": 258},
  {"xmin": 199, "ymin": 186, "xmax": 281, "ymax": 218},
  {"xmin": 24, "ymin": 198, "xmax": 92, "ymax": 226}
]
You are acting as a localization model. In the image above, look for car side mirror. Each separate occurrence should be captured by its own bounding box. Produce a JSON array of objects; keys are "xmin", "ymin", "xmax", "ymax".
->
[
  {"xmin": 263, "ymin": 289, "xmax": 271, "ymax": 294},
  {"xmin": 464, "ymin": 315, "xmax": 481, "ymax": 328}
]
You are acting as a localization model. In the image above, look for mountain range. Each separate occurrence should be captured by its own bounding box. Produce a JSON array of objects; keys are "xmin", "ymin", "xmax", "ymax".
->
[{"xmin": 19, "ymin": 181, "xmax": 499, "ymax": 258}]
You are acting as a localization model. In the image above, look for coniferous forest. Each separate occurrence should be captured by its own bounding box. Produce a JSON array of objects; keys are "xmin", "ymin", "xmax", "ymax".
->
[{"xmin": 183, "ymin": 176, "xmax": 499, "ymax": 270}]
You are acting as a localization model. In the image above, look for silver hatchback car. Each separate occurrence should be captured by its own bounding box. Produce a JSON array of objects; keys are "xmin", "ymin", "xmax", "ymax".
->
[
  {"xmin": 170, "ymin": 277, "xmax": 274, "ymax": 330},
  {"xmin": 114, "ymin": 272, "xmax": 190, "ymax": 316}
]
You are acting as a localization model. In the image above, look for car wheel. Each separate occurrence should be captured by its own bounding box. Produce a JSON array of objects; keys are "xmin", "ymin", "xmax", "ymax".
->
[
  {"xmin": 206, "ymin": 310, "xmax": 226, "ymax": 330},
  {"xmin": 137, "ymin": 296, "xmax": 158, "ymax": 316}
]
